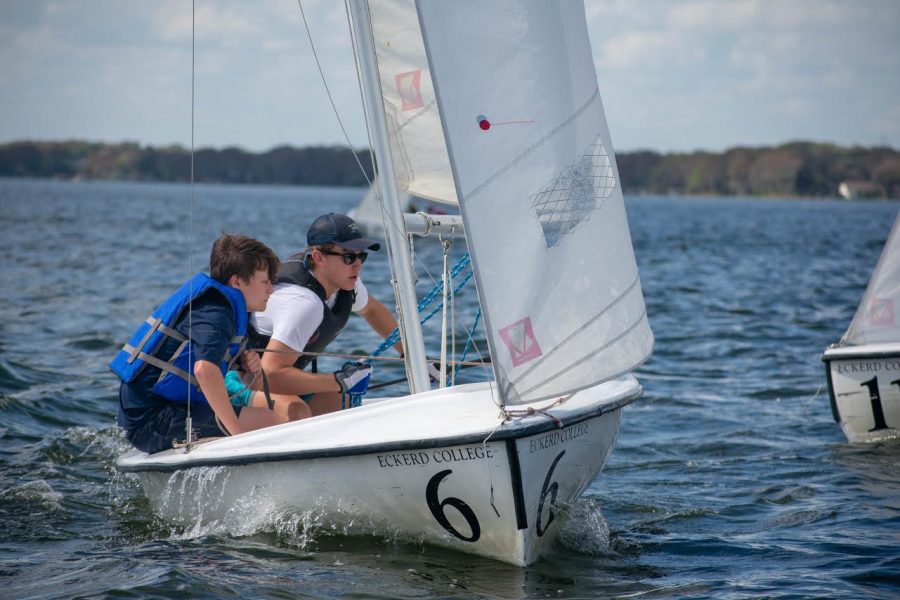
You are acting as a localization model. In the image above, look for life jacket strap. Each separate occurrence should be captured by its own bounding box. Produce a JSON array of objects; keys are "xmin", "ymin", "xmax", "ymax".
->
[
  {"xmin": 129, "ymin": 348, "xmax": 199, "ymax": 388},
  {"xmin": 127, "ymin": 317, "xmax": 159, "ymax": 363},
  {"xmin": 155, "ymin": 339, "xmax": 190, "ymax": 386},
  {"xmin": 156, "ymin": 321, "xmax": 188, "ymax": 342},
  {"xmin": 222, "ymin": 336, "xmax": 248, "ymax": 371},
  {"xmin": 122, "ymin": 334, "xmax": 247, "ymax": 392},
  {"xmin": 124, "ymin": 317, "xmax": 189, "ymax": 364}
]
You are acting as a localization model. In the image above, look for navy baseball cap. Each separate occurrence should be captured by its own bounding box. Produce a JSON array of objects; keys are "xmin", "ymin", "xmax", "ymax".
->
[{"xmin": 307, "ymin": 213, "xmax": 381, "ymax": 251}]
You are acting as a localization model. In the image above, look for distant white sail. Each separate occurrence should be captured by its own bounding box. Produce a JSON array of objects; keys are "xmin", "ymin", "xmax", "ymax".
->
[
  {"xmin": 843, "ymin": 211, "xmax": 900, "ymax": 345},
  {"xmin": 415, "ymin": 0, "xmax": 654, "ymax": 404},
  {"xmin": 367, "ymin": 0, "xmax": 457, "ymax": 205}
]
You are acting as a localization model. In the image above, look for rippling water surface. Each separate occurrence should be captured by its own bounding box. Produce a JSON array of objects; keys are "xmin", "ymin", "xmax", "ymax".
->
[{"xmin": 1, "ymin": 179, "xmax": 898, "ymax": 598}]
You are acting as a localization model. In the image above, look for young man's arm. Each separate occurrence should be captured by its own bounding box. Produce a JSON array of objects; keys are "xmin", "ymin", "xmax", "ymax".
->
[
  {"xmin": 261, "ymin": 339, "xmax": 343, "ymax": 395},
  {"xmin": 194, "ymin": 359, "xmax": 244, "ymax": 435},
  {"xmin": 359, "ymin": 297, "xmax": 404, "ymax": 355}
]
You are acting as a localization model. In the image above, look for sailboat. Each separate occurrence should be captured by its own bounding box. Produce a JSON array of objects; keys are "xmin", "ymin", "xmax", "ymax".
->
[
  {"xmin": 822, "ymin": 211, "xmax": 900, "ymax": 443},
  {"xmin": 117, "ymin": 0, "xmax": 654, "ymax": 565}
]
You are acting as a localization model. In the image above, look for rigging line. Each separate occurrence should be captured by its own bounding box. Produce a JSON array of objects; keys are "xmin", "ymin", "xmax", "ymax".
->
[
  {"xmin": 448, "ymin": 236, "xmax": 456, "ymax": 387},
  {"xmin": 480, "ymin": 418, "xmax": 508, "ymax": 519},
  {"xmin": 439, "ymin": 237, "xmax": 451, "ymax": 387},
  {"xmin": 247, "ymin": 346, "xmax": 491, "ymax": 367},
  {"xmin": 368, "ymin": 259, "xmax": 474, "ymax": 358},
  {"xmin": 296, "ymin": 0, "xmax": 373, "ymax": 189},
  {"xmin": 447, "ymin": 268, "xmax": 490, "ymax": 383},
  {"xmin": 184, "ymin": 0, "xmax": 196, "ymax": 452}
]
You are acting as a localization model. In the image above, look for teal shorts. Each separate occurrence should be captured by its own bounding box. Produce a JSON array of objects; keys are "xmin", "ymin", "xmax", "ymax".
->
[{"xmin": 225, "ymin": 370, "xmax": 253, "ymax": 407}]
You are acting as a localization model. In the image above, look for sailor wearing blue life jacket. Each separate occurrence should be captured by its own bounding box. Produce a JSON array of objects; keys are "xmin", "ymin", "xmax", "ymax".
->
[{"xmin": 111, "ymin": 233, "xmax": 284, "ymax": 454}]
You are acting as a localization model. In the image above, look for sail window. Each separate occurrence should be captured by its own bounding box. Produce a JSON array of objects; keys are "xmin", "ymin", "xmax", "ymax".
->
[{"xmin": 530, "ymin": 136, "xmax": 616, "ymax": 248}]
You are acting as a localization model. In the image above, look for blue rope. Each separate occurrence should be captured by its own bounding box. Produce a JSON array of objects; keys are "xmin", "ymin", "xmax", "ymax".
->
[
  {"xmin": 453, "ymin": 307, "xmax": 481, "ymax": 379},
  {"xmin": 416, "ymin": 269, "xmax": 474, "ymax": 333},
  {"xmin": 371, "ymin": 253, "xmax": 473, "ymax": 358}
]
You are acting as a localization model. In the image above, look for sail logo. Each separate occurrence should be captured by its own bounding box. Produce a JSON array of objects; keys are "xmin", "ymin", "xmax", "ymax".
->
[
  {"xmin": 395, "ymin": 70, "xmax": 424, "ymax": 111},
  {"xmin": 499, "ymin": 317, "xmax": 543, "ymax": 367},
  {"xmin": 870, "ymin": 298, "xmax": 895, "ymax": 326}
]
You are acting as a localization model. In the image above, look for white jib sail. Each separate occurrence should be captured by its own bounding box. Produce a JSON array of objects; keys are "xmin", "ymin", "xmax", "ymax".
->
[
  {"xmin": 367, "ymin": 0, "xmax": 458, "ymax": 205},
  {"xmin": 415, "ymin": 0, "xmax": 654, "ymax": 404},
  {"xmin": 843, "ymin": 210, "xmax": 900, "ymax": 346}
]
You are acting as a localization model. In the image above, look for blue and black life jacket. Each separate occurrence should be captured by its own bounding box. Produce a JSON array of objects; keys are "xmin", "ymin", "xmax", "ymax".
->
[
  {"xmin": 110, "ymin": 273, "xmax": 248, "ymax": 403},
  {"xmin": 248, "ymin": 255, "xmax": 355, "ymax": 369}
]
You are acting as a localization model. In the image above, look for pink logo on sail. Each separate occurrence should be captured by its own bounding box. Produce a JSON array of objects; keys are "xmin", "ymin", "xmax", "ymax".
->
[
  {"xmin": 395, "ymin": 70, "xmax": 424, "ymax": 111},
  {"xmin": 499, "ymin": 317, "xmax": 543, "ymax": 367},
  {"xmin": 870, "ymin": 298, "xmax": 895, "ymax": 326}
]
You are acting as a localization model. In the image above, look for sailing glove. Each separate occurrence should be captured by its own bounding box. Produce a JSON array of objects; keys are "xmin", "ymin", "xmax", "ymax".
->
[
  {"xmin": 334, "ymin": 361, "xmax": 373, "ymax": 395},
  {"xmin": 427, "ymin": 362, "xmax": 443, "ymax": 382}
]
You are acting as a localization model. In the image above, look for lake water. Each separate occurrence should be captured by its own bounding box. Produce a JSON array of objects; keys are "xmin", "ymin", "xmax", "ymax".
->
[{"xmin": 1, "ymin": 178, "xmax": 898, "ymax": 598}]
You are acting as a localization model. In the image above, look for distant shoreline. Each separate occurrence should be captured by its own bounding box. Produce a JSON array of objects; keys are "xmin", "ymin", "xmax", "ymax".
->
[
  {"xmin": 1, "ymin": 139, "xmax": 898, "ymax": 199},
  {"xmin": 4, "ymin": 177, "xmax": 894, "ymax": 204}
]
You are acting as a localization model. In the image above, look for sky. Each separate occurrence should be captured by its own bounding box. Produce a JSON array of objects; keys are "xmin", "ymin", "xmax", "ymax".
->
[{"xmin": 1, "ymin": 0, "xmax": 899, "ymax": 154}]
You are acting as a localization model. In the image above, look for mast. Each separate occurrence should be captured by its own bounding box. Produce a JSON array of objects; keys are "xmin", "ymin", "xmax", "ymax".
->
[{"xmin": 347, "ymin": 0, "xmax": 431, "ymax": 394}]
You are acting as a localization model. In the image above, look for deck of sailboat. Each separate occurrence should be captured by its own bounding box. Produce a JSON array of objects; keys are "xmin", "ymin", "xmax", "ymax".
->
[
  {"xmin": 117, "ymin": 376, "xmax": 641, "ymax": 472},
  {"xmin": 822, "ymin": 342, "xmax": 900, "ymax": 360}
]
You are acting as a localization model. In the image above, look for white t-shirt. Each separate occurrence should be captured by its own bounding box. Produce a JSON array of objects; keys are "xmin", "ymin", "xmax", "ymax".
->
[{"xmin": 251, "ymin": 277, "xmax": 369, "ymax": 352}]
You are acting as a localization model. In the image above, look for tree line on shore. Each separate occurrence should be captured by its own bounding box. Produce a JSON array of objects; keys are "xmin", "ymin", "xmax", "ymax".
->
[{"xmin": 1, "ymin": 139, "xmax": 898, "ymax": 198}]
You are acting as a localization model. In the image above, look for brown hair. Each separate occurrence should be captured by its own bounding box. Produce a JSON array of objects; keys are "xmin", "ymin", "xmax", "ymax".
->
[
  {"xmin": 209, "ymin": 233, "xmax": 279, "ymax": 284},
  {"xmin": 305, "ymin": 244, "xmax": 335, "ymax": 272}
]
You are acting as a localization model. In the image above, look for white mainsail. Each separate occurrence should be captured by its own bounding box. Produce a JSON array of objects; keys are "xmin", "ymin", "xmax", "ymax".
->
[
  {"xmin": 842, "ymin": 211, "xmax": 900, "ymax": 345},
  {"xmin": 369, "ymin": 0, "xmax": 653, "ymax": 405}
]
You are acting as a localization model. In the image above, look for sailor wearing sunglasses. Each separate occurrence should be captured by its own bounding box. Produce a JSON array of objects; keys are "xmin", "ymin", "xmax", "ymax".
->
[{"xmin": 243, "ymin": 213, "xmax": 404, "ymax": 418}]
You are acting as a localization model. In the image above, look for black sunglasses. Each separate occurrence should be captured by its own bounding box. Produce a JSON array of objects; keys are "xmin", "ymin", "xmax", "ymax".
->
[{"xmin": 320, "ymin": 248, "xmax": 368, "ymax": 265}]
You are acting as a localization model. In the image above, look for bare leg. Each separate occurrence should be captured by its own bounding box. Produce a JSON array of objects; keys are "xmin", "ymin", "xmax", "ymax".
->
[
  {"xmin": 285, "ymin": 398, "xmax": 312, "ymax": 421},
  {"xmin": 249, "ymin": 392, "xmax": 312, "ymax": 423},
  {"xmin": 306, "ymin": 392, "xmax": 343, "ymax": 416},
  {"xmin": 236, "ymin": 406, "xmax": 282, "ymax": 430}
]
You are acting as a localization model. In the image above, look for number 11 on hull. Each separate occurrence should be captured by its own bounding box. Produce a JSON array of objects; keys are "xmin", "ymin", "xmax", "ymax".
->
[{"xmin": 823, "ymin": 345, "xmax": 900, "ymax": 443}]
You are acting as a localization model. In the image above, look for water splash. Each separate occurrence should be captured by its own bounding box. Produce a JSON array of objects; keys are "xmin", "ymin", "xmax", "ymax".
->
[{"xmin": 557, "ymin": 497, "xmax": 612, "ymax": 556}]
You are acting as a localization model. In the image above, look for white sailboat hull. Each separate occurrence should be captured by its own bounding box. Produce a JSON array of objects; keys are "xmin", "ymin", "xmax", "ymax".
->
[
  {"xmin": 117, "ymin": 377, "xmax": 640, "ymax": 565},
  {"xmin": 822, "ymin": 343, "xmax": 900, "ymax": 443}
]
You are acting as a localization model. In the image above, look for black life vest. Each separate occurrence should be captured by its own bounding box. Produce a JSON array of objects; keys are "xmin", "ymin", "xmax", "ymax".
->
[{"xmin": 249, "ymin": 255, "xmax": 355, "ymax": 369}]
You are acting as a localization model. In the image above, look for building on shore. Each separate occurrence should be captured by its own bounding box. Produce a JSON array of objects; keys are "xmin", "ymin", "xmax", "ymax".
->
[{"xmin": 838, "ymin": 180, "xmax": 886, "ymax": 199}]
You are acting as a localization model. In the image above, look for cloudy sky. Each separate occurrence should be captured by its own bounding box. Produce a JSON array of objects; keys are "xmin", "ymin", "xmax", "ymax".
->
[{"xmin": 1, "ymin": 0, "xmax": 898, "ymax": 153}]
